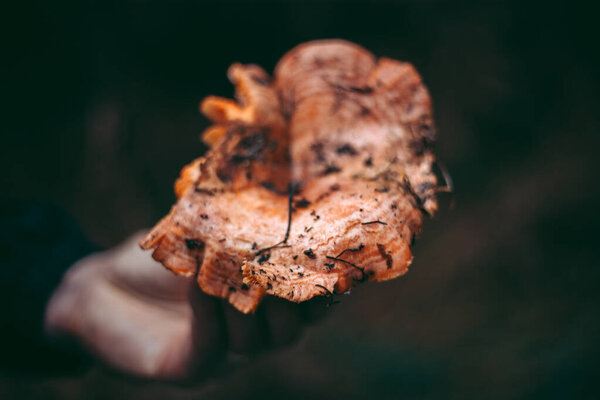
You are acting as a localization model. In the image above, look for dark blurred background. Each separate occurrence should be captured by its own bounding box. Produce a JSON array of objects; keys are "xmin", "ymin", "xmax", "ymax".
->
[{"xmin": 2, "ymin": 1, "xmax": 599, "ymax": 398}]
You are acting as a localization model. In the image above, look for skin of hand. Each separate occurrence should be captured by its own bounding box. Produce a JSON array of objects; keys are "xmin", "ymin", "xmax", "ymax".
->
[{"xmin": 45, "ymin": 231, "xmax": 321, "ymax": 381}]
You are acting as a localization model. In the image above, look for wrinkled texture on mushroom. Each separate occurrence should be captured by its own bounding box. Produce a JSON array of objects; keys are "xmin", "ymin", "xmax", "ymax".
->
[{"xmin": 140, "ymin": 40, "xmax": 440, "ymax": 313}]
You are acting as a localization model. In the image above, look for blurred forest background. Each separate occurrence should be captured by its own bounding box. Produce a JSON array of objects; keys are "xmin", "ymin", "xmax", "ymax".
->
[{"xmin": 2, "ymin": 1, "xmax": 599, "ymax": 399}]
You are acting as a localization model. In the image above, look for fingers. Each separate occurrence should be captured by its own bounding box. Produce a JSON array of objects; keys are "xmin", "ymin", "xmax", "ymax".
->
[
  {"xmin": 261, "ymin": 297, "xmax": 303, "ymax": 348},
  {"xmin": 186, "ymin": 282, "xmax": 307, "ymax": 378},
  {"xmin": 217, "ymin": 295, "xmax": 315, "ymax": 355},
  {"xmin": 222, "ymin": 302, "xmax": 267, "ymax": 354},
  {"xmin": 187, "ymin": 283, "xmax": 226, "ymax": 376},
  {"xmin": 188, "ymin": 266, "xmax": 332, "ymax": 374}
]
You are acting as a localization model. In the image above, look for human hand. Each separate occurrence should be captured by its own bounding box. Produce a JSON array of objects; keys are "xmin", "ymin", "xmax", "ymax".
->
[{"xmin": 45, "ymin": 231, "xmax": 318, "ymax": 380}]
